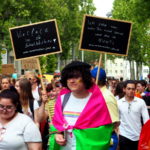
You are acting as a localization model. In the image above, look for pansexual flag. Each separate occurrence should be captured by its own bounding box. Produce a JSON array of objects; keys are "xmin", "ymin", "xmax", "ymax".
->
[{"xmin": 50, "ymin": 84, "xmax": 119, "ymax": 150}]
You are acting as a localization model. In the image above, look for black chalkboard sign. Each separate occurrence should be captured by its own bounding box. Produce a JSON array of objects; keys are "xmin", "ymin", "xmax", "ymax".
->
[
  {"xmin": 9, "ymin": 19, "xmax": 62, "ymax": 60},
  {"xmin": 79, "ymin": 15, "xmax": 132, "ymax": 56}
]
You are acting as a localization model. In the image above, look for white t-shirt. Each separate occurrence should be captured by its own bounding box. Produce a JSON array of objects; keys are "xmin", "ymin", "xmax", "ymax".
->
[
  {"xmin": 32, "ymin": 86, "xmax": 40, "ymax": 102},
  {"xmin": 62, "ymin": 93, "xmax": 91, "ymax": 126},
  {"xmin": 117, "ymin": 97, "xmax": 149, "ymax": 141},
  {"xmin": 0, "ymin": 113, "xmax": 42, "ymax": 150},
  {"xmin": 61, "ymin": 92, "xmax": 91, "ymax": 150},
  {"xmin": 22, "ymin": 100, "xmax": 39, "ymax": 120}
]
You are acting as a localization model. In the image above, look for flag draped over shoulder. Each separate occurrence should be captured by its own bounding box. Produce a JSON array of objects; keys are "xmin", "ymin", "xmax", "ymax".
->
[
  {"xmin": 49, "ymin": 124, "xmax": 113, "ymax": 150},
  {"xmin": 74, "ymin": 125, "xmax": 113, "ymax": 150},
  {"xmin": 50, "ymin": 84, "xmax": 115, "ymax": 150}
]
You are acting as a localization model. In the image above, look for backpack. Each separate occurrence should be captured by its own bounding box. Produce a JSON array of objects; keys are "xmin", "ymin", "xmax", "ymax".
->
[{"xmin": 62, "ymin": 93, "xmax": 71, "ymax": 110}]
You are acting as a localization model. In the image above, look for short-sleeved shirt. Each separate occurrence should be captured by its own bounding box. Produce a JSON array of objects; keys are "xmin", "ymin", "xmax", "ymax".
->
[
  {"xmin": 32, "ymin": 86, "xmax": 40, "ymax": 102},
  {"xmin": 0, "ymin": 113, "xmax": 42, "ymax": 150},
  {"xmin": 62, "ymin": 92, "xmax": 91, "ymax": 126},
  {"xmin": 22, "ymin": 100, "xmax": 39, "ymax": 120},
  {"xmin": 117, "ymin": 97, "xmax": 149, "ymax": 141},
  {"xmin": 100, "ymin": 86, "xmax": 119, "ymax": 123},
  {"xmin": 61, "ymin": 92, "xmax": 91, "ymax": 150}
]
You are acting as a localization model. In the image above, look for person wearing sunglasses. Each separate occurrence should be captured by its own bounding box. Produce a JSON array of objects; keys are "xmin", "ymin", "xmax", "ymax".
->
[{"xmin": 0, "ymin": 89, "xmax": 42, "ymax": 150}]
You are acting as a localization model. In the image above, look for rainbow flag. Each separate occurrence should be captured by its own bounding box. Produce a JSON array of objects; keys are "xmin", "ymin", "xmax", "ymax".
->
[{"xmin": 49, "ymin": 84, "xmax": 119, "ymax": 150}]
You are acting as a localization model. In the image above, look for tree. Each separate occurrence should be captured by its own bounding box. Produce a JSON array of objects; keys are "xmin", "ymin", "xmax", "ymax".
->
[
  {"xmin": 112, "ymin": 0, "xmax": 150, "ymax": 79},
  {"xmin": 0, "ymin": 0, "xmax": 96, "ymax": 73}
]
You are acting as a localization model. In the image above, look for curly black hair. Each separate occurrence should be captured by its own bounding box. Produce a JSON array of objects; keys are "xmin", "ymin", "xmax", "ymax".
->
[{"xmin": 61, "ymin": 61, "xmax": 93, "ymax": 90}]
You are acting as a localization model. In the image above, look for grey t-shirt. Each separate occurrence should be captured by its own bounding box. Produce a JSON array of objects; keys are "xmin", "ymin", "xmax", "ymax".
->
[{"xmin": 0, "ymin": 113, "xmax": 42, "ymax": 150}]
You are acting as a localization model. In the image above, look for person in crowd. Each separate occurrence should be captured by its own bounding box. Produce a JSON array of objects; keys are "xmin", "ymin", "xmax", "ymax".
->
[
  {"xmin": 42, "ymin": 76, "xmax": 49, "ymax": 87},
  {"xmin": 114, "ymin": 82, "xmax": 125, "ymax": 100},
  {"xmin": 15, "ymin": 77, "xmax": 49, "ymax": 150},
  {"xmin": 109, "ymin": 78, "xmax": 118, "ymax": 95},
  {"xmin": 145, "ymin": 82, "xmax": 150, "ymax": 95},
  {"xmin": 43, "ymin": 80, "xmax": 63, "ymax": 149},
  {"xmin": 15, "ymin": 78, "xmax": 39, "ymax": 122},
  {"xmin": 91, "ymin": 67, "xmax": 120, "ymax": 150},
  {"xmin": 120, "ymin": 77, "xmax": 124, "ymax": 82},
  {"xmin": 25, "ymin": 71, "xmax": 41, "ymax": 103},
  {"xmin": 136, "ymin": 80, "xmax": 147, "ymax": 97},
  {"xmin": 117, "ymin": 80, "xmax": 149, "ymax": 150},
  {"xmin": 136, "ymin": 80, "xmax": 150, "ymax": 115},
  {"xmin": 10, "ymin": 78, "xmax": 16, "ymax": 87},
  {"xmin": 51, "ymin": 73, "xmax": 61, "ymax": 89},
  {"xmin": 0, "ymin": 89, "xmax": 42, "ymax": 150},
  {"xmin": 1, "ymin": 77, "xmax": 11, "ymax": 91},
  {"xmin": 50, "ymin": 61, "xmax": 116, "ymax": 150}
]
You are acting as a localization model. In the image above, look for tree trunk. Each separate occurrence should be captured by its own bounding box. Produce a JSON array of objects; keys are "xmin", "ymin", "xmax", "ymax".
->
[
  {"xmin": 57, "ymin": 54, "xmax": 60, "ymax": 71},
  {"xmin": 130, "ymin": 60, "xmax": 135, "ymax": 80},
  {"xmin": 136, "ymin": 61, "xmax": 143, "ymax": 80},
  {"xmin": 139, "ymin": 62, "xmax": 143, "ymax": 80},
  {"xmin": 136, "ymin": 61, "xmax": 140, "ymax": 80},
  {"xmin": 72, "ymin": 43, "xmax": 75, "ymax": 61}
]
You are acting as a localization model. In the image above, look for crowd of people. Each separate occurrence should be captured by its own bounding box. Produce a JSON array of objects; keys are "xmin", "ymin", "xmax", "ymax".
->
[{"xmin": 0, "ymin": 61, "xmax": 150, "ymax": 150}]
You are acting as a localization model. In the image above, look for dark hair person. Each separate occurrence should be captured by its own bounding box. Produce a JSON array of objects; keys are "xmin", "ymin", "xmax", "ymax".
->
[
  {"xmin": 51, "ymin": 61, "xmax": 116, "ymax": 150},
  {"xmin": 0, "ymin": 89, "xmax": 42, "ymax": 150},
  {"xmin": 114, "ymin": 82, "xmax": 125, "ymax": 100},
  {"xmin": 15, "ymin": 78, "xmax": 39, "ymax": 120},
  {"xmin": 61, "ymin": 61, "xmax": 93, "ymax": 89}
]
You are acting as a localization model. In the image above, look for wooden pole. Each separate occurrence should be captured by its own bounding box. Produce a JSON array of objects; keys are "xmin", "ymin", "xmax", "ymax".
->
[
  {"xmin": 96, "ymin": 54, "xmax": 102, "ymax": 84},
  {"xmin": 36, "ymin": 58, "xmax": 54, "ymax": 122}
]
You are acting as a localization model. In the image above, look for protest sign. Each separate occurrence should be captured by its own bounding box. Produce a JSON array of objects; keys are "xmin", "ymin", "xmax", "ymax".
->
[
  {"xmin": 9, "ymin": 19, "xmax": 62, "ymax": 60},
  {"xmin": 79, "ymin": 15, "xmax": 132, "ymax": 56}
]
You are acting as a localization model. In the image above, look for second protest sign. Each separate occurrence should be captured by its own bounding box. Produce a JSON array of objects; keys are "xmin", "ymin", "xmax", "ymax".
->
[{"xmin": 79, "ymin": 15, "xmax": 132, "ymax": 56}]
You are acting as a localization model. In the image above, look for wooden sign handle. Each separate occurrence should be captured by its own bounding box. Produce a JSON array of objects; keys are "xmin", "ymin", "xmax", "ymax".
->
[
  {"xmin": 96, "ymin": 54, "xmax": 102, "ymax": 84},
  {"xmin": 36, "ymin": 58, "xmax": 46, "ymax": 91}
]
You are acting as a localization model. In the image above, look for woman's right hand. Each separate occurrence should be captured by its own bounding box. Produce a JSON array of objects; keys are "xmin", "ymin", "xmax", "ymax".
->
[{"xmin": 55, "ymin": 133, "xmax": 67, "ymax": 146}]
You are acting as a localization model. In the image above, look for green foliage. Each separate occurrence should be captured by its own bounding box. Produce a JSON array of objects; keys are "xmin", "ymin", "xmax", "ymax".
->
[
  {"xmin": 112, "ymin": 0, "xmax": 150, "ymax": 67},
  {"xmin": 46, "ymin": 55, "xmax": 57, "ymax": 73},
  {"xmin": 0, "ymin": 0, "xmax": 95, "ymax": 73}
]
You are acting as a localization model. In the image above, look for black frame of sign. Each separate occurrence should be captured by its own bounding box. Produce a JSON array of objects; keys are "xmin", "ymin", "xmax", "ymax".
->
[
  {"xmin": 79, "ymin": 15, "xmax": 132, "ymax": 56},
  {"xmin": 9, "ymin": 19, "xmax": 62, "ymax": 60}
]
